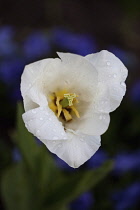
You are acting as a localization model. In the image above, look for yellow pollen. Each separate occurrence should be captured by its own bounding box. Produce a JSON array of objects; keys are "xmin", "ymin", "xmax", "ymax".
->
[{"xmin": 49, "ymin": 90, "xmax": 80, "ymax": 122}]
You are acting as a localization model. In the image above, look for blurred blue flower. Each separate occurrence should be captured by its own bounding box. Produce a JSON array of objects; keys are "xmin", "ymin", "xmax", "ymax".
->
[
  {"xmin": 130, "ymin": 80, "xmax": 140, "ymax": 103},
  {"xmin": 52, "ymin": 28, "xmax": 97, "ymax": 56},
  {"xmin": 12, "ymin": 148, "xmax": 22, "ymax": 162},
  {"xmin": 0, "ymin": 26, "xmax": 17, "ymax": 56},
  {"xmin": 112, "ymin": 182, "xmax": 140, "ymax": 210},
  {"xmin": 108, "ymin": 46, "xmax": 128, "ymax": 63},
  {"xmin": 0, "ymin": 58, "xmax": 25, "ymax": 85},
  {"xmin": 87, "ymin": 149, "xmax": 108, "ymax": 168},
  {"xmin": 108, "ymin": 46, "xmax": 137, "ymax": 67},
  {"xmin": 113, "ymin": 150, "xmax": 140, "ymax": 175},
  {"xmin": 10, "ymin": 85, "xmax": 22, "ymax": 102},
  {"xmin": 70, "ymin": 192, "xmax": 94, "ymax": 210},
  {"xmin": 23, "ymin": 32, "xmax": 51, "ymax": 59}
]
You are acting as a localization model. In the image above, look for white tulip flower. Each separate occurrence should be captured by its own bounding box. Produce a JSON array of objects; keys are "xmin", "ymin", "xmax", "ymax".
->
[{"xmin": 21, "ymin": 50, "xmax": 128, "ymax": 168}]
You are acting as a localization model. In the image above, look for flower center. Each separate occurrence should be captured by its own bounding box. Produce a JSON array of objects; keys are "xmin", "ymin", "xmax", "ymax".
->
[{"xmin": 49, "ymin": 90, "xmax": 80, "ymax": 122}]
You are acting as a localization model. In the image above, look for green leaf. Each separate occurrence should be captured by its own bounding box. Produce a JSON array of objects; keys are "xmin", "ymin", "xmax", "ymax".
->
[
  {"xmin": 1, "ymin": 162, "xmax": 41, "ymax": 210},
  {"xmin": 14, "ymin": 102, "xmax": 39, "ymax": 170},
  {"xmin": 45, "ymin": 161, "xmax": 113, "ymax": 209},
  {"xmin": 34, "ymin": 145, "xmax": 62, "ymax": 199}
]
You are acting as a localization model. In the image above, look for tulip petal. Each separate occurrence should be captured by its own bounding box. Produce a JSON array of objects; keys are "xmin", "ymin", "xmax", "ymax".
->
[
  {"xmin": 45, "ymin": 132, "xmax": 101, "ymax": 168},
  {"xmin": 22, "ymin": 106, "xmax": 67, "ymax": 141},
  {"xmin": 66, "ymin": 112, "xmax": 110, "ymax": 136},
  {"xmin": 57, "ymin": 52, "xmax": 98, "ymax": 101},
  {"xmin": 85, "ymin": 50, "xmax": 128, "ymax": 112}
]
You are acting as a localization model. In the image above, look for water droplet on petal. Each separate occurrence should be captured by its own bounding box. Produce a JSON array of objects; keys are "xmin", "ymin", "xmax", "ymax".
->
[
  {"xmin": 113, "ymin": 74, "xmax": 117, "ymax": 78},
  {"xmin": 109, "ymin": 74, "xmax": 111, "ymax": 78},
  {"xmin": 29, "ymin": 83, "xmax": 31, "ymax": 87},
  {"xmin": 32, "ymin": 110, "xmax": 36, "ymax": 114},
  {"xmin": 80, "ymin": 138, "xmax": 84, "ymax": 142},
  {"xmin": 40, "ymin": 117, "xmax": 43, "ymax": 121},
  {"xmin": 120, "ymin": 82, "xmax": 125, "ymax": 87},
  {"xmin": 40, "ymin": 107, "xmax": 44, "ymax": 110},
  {"xmin": 37, "ymin": 130, "xmax": 40, "ymax": 133},
  {"xmin": 45, "ymin": 112, "xmax": 49, "ymax": 116},
  {"xmin": 107, "ymin": 61, "xmax": 110, "ymax": 66},
  {"xmin": 49, "ymin": 118, "xmax": 52, "ymax": 121}
]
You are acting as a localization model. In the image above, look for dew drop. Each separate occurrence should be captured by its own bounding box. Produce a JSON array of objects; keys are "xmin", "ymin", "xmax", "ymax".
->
[
  {"xmin": 113, "ymin": 74, "xmax": 117, "ymax": 78},
  {"xmin": 80, "ymin": 138, "xmax": 84, "ymax": 142},
  {"xmin": 32, "ymin": 110, "xmax": 36, "ymax": 114},
  {"xmin": 106, "ymin": 61, "xmax": 110, "ymax": 66},
  {"xmin": 37, "ymin": 130, "xmax": 40, "ymax": 133},
  {"xmin": 29, "ymin": 83, "xmax": 31, "ymax": 87},
  {"xmin": 45, "ymin": 112, "xmax": 49, "ymax": 116},
  {"xmin": 49, "ymin": 118, "xmax": 52, "ymax": 121},
  {"xmin": 40, "ymin": 107, "xmax": 44, "ymax": 110},
  {"xmin": 120, "ymin": 82, "xmax": 125, "ymax": 87},
  {"xmin": 109, "ymin": 74, "xmax": 111, "ymax": 78},
  {"xmin": 40, "ymin": 117, "xmax": 43, "ymax": 121}
]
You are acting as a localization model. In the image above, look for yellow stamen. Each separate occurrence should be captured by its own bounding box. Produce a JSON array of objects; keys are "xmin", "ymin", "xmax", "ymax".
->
[
  {"xmin": 56, "ymin": 96, "xmax": 62, "ymax": 117},
  {"xmin": 49, "ymin": 89, "xmax": 80, "ymax": 122},
  {"xmin": 49, "ymin": 102, "xmax": 57, "ymax": 112},
  {"xmin": 49, "ymin": 95, "xmax": 55, "ymax": 101},
  {"xmin": 71, "ymin": 106, "xmax": 80, "ymax": 118},
  {"xmin": 62, "ymin": 109, "xmax": 72, "ymax": 121}
]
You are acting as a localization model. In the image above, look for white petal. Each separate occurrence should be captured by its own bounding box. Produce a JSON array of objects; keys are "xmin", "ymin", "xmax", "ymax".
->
[
  {"xmin": 22, "ymin": 106, "xmax": 67, "ymax": 141},
  {"xmin": 21, "ymin": 58, "xmax": 60, "ymax": 97},
  {"xmin": 66, "ymin": 112, "xmax": 110, "ymax": 136},
  {"xmin": 45, "ymin": 131, "xmax": 101, "ymax": 168},
  {"xmin": 85, "ymin": 50, "xmax": 128, "ymax": 112},
  {"xmin": 21, "ymin": 58, "xmax": 61, "ymax": 111},
  {"xmin": 57, "ymin": 52, "xmax": 98, "ymax": 101}
]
